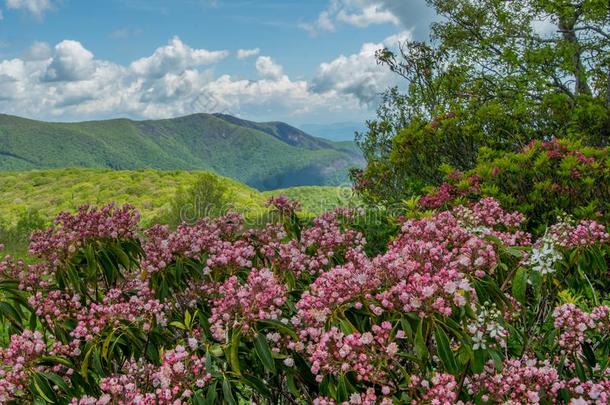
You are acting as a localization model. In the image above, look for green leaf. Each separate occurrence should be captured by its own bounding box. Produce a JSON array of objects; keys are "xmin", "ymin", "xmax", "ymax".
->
[
  {"xmin": 242, "ymin": 374, "xmax": 272, "ymax": 398},
  {"xmin": 204, "ymin": 380, "xmax": 218, "ymax": 405},
  {"xmin": 472, "ymin": 349, "xmax": 486, "ymax": 373},
  {"xmin": 435, "ymin": 326, "xmax": 458, "ymax": 375},
  {"xmin": 254, "ymin": 333, "xmax": 277, "ymax": 374},
  {"xmin": 286, "ymin": 373, "xmax": 300, "ymax": 398},
  {"xmin": 512, "ymin": 267, "xmax": 528, "ymax": 304},
  {"xmin": 337, "ymin": 375, "xmax": 349, "ymax": 402},
  {"xmin": 222, "ymin": 379, "xmax": 237, "ymax": 405},
  {"xmin": 169, "ymin": 321, "xmax": 187, "ymax": 330},
  {"xmin": 415, "ymin": 318, "xmax": 428, "ymax": 361},
  {"xmin": 80, "ymin": 344, "xmax": 95, "ymax": 379},
  {"xmin": 40, "ymin": 372, "xmax": 72, "ymax": 396},
  {"xmin": 37, "ymin": 356, "xmax": 74, "ymax": 369},
  {"xmin": 229, "ymin": 330, "xmax": 241, "ymax": 376},
  {"xmin": 257, "ymin": 319, "xmax": 298, "ymax": 339},
  {"xmin": 30, "ymin": 372, "xmax": 56, "ymax": 403}
]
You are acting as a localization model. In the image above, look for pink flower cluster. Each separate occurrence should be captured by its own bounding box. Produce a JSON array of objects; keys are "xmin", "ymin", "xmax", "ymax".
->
[
  {"xmin": 29, "ymin": 204, "xmax": 140, "ymax": 265},
  {"xmin": 547, "ymin": 220, "xmax": 609, "ymax": 248},
  {"xmin": 0, "ymin": 330, "xmax": 48, "ymax": 402},
  {"xmin": 467, "ymin": 358, "xmax": 564, "ymax": 404},
  {"xmin": 272, "ymin": 208, "xmax": 365, "ymax": 277},
  {"xmin": 294, "ymin": 199, "xmax": 530, "ymax": 391},
  {"xmin": 267, "ymin": 195, "xmax": 301, "ymax": 215},
  {"xmin": 209, "ymin": 268, "xmax": 287, "ymax": 341},
  {"xmin": 71, "ymin": 283, "xmax": 166, "ymax": 341},
  {"xmin": 142, "ymin": 212, "xmax": 253, "ymax": 275},
  {"xmin": 72, "ymin": 346, "xmax": 211, "ymax": 405},
  {"xmin": 313, "ymin": 388, "xmax": 391, "ymax": 405},
  {"xmin": 565, "ymin": 378, "xmax": 610, "ymax": 405},
  {"xmin": 418, "ymin": 173, "xmax": 481, "ymax": 209},
  {"xmin": 308, "ymin": 322, "xmax": 400, "ymax": 387},
  {"xmin": 409, "ymin": 373, "xmax": 458, "ymax": 405},
  {"xmin": 553, "ymin": 304, "xmax": 610, "ymax": 354}
]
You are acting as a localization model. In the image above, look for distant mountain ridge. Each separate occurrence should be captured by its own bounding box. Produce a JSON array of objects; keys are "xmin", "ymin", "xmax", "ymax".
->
[{"xmin": 0, "ymin": 113, "xmax": 363, "ymax": 190}]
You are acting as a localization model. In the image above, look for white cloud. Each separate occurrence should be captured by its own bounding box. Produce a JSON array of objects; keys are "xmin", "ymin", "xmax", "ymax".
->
[
  {"xmin": 255, "ymin": 56, "xmax": 283, "ymax": 80},
  {"xmin": 23, "ymin": 41, "xmax": 51, "ymax": 60},
  {"xmin": 336, "ymin": 4, "xmax": 398, "ymax": 27},
  {"xmin": 301, "ymin": 0, "xmax": 399, "ymax": 35},
  {"xmin": 5, "ymin": 0, "xmax": 53, "ymax": 18},
  {"xmin": 312, "ymin": 31, "xmax": 411, "ymax": 104},
  {"xmin": 43, "ymin": 40, "xmax": 95, "ymax": 82},
  {"xmin": 130, "ymin": 36, "xmax": 229, "ymax": 78},
  {"xmin": 236, "ymin": 48, "xmax": 260, "ymax": 59},
  {"xmin": 0, "ymin": 9, "xmax": 4, "ymax": 20},
  {"xmin": 0, "ymin": 35, "xmax": 398, "ymax": 123}
]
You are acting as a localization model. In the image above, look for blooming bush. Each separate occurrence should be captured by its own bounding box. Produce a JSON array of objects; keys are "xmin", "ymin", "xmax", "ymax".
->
[
  {"xmin": 0, "ymin": 197, "xmax": 609, "ymax": 404},
  {"xmin": 419, "ymin": 139, "xmax": 610, "ymax": 233}
]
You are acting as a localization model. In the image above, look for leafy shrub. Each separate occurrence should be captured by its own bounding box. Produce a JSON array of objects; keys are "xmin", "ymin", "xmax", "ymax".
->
[
  {"xmin": 420, "ymin": 139, "xmax": 610, "ymax": 233},
  {"xmin": 0, "ymin": 209, "xmax": 47, "ymax": 256},
  {"xmin": 161, "ymin": 172, "xmax": 231, "ymax": 228},
  {"xmin": 0, "ymin": 197, "xmax": 609, "ymax": 403}
]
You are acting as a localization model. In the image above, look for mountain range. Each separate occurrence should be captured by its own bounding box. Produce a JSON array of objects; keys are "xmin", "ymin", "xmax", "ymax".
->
[{"xmin": 0, "ymin": 113, "xmax": 363, "ymax": 190}]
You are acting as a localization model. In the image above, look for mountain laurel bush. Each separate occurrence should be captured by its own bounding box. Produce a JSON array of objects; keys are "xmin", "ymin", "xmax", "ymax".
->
[{"xmin": 0, "ymin": 196, "xmax": 609, "ymax": 404}]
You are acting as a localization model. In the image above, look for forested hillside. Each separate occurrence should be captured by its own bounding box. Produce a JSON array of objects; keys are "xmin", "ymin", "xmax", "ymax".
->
[{"xmin": 0, "ymin": 113, "xmax": 363, "ymax": 189}]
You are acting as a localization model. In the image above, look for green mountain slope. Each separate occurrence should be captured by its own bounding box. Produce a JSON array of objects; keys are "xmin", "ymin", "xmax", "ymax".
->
[
  {"xmin": 0, "ymin": 113, "xmax": 363, "ymax": 190},
  {"xmin": 0, "ymin": 168, "xmax": 356, "ymax": 227}
]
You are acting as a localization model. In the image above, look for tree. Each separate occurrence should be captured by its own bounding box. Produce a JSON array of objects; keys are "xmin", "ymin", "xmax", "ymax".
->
[
  {"xmin": 163, "ymin": 172, "xmax": 230, "ymax": 227},
  {"xmin": 353, "ymin": 0, "xmax": 610, "ymax": 205}
]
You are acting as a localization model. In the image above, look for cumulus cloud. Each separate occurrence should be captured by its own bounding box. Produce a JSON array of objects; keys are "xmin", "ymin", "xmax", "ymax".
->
[
  {"xmin": 312, "ymin": 31, "xmax": 411, "ymax": 104},
  {"xmin": 5, "ymin": 0, "xmax": 53, "ymax": 18},
  {"xmin": 23, "ymin": 41, "xmax": 51, "ymax": 60},
  {"xmin": 336, "ymin": 4, "xmax": 398, "ymax": 27},
  {"xmin": 255, "ymin": 56, "xmax": 284, "ymax": 80},
  {"xmin": 130, "ymin": 36, "xmax": 229, "ymax": 78},
  {"xmin": 302, "ymin": 0, "xmax": 435, "ymax": 39},
  {"xmin": 43, "ymin": 40, "xmax": 95, "ymax": 82},
  {"xmin": 0, "ymin": 35, "xmax": 396, "ymax": 122},
  {"xmin": 236, "ymin": 48, "xmax": 260, "ymax": 59},
  {"xmin": 301, "ymin": 0, "xmax": 399, "ymax": 35}
]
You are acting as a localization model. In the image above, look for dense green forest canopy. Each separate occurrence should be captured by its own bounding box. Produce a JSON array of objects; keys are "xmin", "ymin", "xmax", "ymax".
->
[{"xmin": 353, "ymin": 0, "xmax": 610, "ymax": 205}]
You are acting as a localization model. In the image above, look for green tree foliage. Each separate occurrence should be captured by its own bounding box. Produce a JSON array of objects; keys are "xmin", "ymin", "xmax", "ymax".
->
[
  {"xmin": 162, "ymin": 173, "xmax": 232, "ymax": 227},
  {"xmin": 0, "ymin": 210, "xmax": 47, "ymax": 256},
  {"xmin": 419, "ymin": 139, "xmax": 610, "ymax": 232},
  {"xmin": 353, "ymin": 0, "xmax": 610, "ymax": 205}
]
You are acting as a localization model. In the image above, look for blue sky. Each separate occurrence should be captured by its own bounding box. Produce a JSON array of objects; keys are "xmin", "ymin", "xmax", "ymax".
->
[{"xmin": 0, "ymin": 0, "xmax": 436, "ymax": 125}]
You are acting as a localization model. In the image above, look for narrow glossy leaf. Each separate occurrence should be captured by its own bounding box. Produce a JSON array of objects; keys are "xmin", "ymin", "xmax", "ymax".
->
[
  {"xmin": 415, "ymin": 318, "xmax": 428, "ymax": 361},
  {"xmin": 229, "ymin": 330, "xmax": 241, "ymax": 375},
  {"xmin": 254, "ymin": 333, "xmax": 276, "ymax": 374},
  {"xmin": 222, "ymin": 379, "xmax": 237, "ymax": 405},
  {"xmin": 40, "ymin": 372, "xmax": 71, "ymax": 396},
  {"xmin": 242, "ymin": 374, "xmax": 272, "ymax": 398},
  {"xmin": 435, "ymin": 327, "xmax": 457, "ymax": 375},
  {"xmin": 257, "ymin": 319, "xmax": 298, "ymax": 339},
  {"xmin": 31, "ymin": 373, "xmax": 55, "ymax": 403},
  {"xmin": 472, "ymin": 349, "xmax": 486, "ymax": 373},
  {"xmin": 286, "ymin": 373, "xmax": 300, "ymax": 398},
  {"xmin": 336, "ymin": 375, "xmax": 349, "ymax": 402},
  {"xmin": 512, "ymin": 267, "xmax": 528, "ymax": 304}
]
